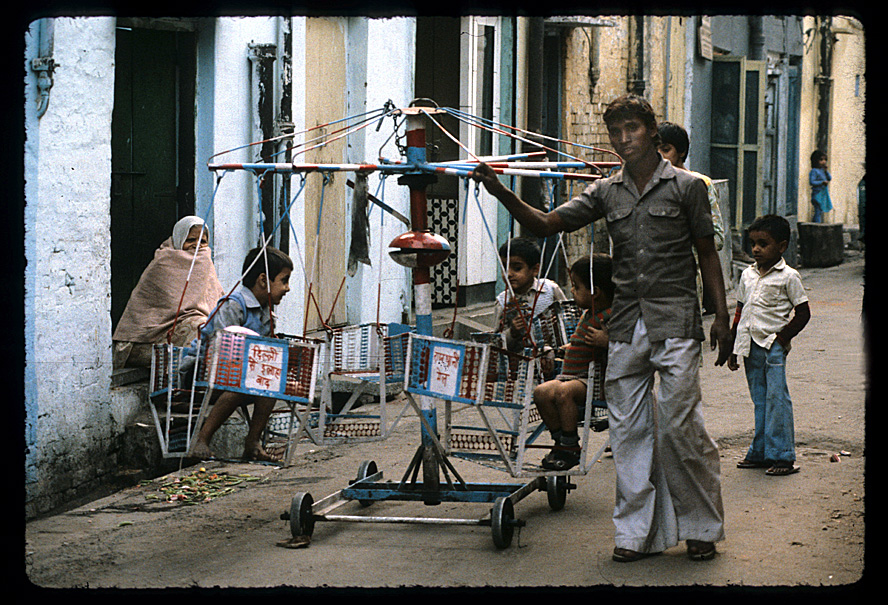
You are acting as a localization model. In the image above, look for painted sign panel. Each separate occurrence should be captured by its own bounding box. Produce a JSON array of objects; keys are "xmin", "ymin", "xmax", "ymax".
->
[
  {"xmin": 427, "ymin": 343, "xmax": 463, "ymax": 399},
  {"xmin": 244, "ymin": 341, "xmax": 286, "ymax": 393}
]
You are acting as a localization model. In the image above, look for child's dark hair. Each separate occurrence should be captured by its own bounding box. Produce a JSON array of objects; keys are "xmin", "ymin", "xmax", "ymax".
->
[
  {"xmin": 658, "ymin": 121, "xmax": 690, "ymax": 163},
  {"xmin": 604, "ymin": 94, "xmax": 661, "ymax": 147},
  {"xmin": 499, "ymin": 237, "xmax": 541, "ymax": 268},
  {"xmin": 810, "ymin": 149, "xmax": 826, "ymax": 168},
  {"xmin": 242, "ymin": 246, "xmax": 293, "ymax": 288},
  {"xmin": 570, "ymin": 254, "xmax": 614, "ymax": 301},
  {"xmin": 748, "ymin": 214, "xmax": 791, "ymax": 245}
]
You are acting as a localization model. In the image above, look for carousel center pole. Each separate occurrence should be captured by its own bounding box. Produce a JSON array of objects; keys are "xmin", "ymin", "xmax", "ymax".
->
[{"xmin": 399, "ymin": 110, "xmax": 444, "ymax": 504}]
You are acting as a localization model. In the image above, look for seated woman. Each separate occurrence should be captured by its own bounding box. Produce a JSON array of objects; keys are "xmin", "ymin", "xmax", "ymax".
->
[{"xmin": 112, "ymin": 216, "xmax": 225, "ymax": 369}]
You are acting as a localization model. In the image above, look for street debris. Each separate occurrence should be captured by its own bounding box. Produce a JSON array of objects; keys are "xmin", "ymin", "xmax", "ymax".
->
[
  {"xmin": 829, "ymin": 450, "xmax": 851, "ymax": 463},
  {"xmin": 141, "ymin": 467, "xmax": 260, "ymax": 505},
  {"xmin": 276, "ymin": 535, "xmax": 311, "ymax": 549}
]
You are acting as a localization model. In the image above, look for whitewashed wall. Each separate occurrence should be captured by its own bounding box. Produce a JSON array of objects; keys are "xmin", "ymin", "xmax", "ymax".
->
[
  {"xmin": 24, "ymin": 17, "xmax": 117, "ymax": 516},
  {"xmin": 345, "ymin": 17, "xmax": 415, "ymax": 326},
  {"xmin": 22, "ymin": 15, "xmax": 420, "ymax": 517},
  {"xmin": 459, "ymin": 16, "xmax": 501, "ymax": 290},
  {"xmin": 209, "ymin": 17, "xmax": 279, "ymax": 293}
]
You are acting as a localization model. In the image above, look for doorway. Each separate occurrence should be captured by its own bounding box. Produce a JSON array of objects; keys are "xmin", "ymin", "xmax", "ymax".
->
[
  {"xmin": 415, "ymin": 17, "xmax": 462, "ymax": 308},
  {"xmin": 111, "ymin": 25, "xmax": 196, "ymax": 329}
]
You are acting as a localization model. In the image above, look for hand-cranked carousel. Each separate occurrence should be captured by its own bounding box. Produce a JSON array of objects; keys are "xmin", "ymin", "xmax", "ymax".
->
[{"xmin": 149, "ymin": 98, "xmax": 622, "ymax": 548}]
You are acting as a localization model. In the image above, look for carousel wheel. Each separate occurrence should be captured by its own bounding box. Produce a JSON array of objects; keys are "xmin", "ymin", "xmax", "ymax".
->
[
  {"xmin": 288, "ymin": 492, "xmax": 315, "ymax": 539},
  {"xmin": 491, "ymin": 496, "xmax": 515, "ymax": 549},
  {"xmin": 355, "ymin": 460, "xmax": 378, "ymax": 507}
]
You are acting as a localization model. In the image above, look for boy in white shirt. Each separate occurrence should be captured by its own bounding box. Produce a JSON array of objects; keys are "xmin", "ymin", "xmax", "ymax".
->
[
  {"xmin": 492, "ymin": 237, "xmax": 567, "ymax": 353},
  {"xmin": 729, "ymin": 215, "xmax": 811, "ymax": 476}
]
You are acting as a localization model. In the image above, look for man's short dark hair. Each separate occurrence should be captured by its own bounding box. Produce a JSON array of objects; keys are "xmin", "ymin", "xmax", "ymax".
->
[
  {"xmin": 748, "ymin": 214, "xmax": 791, "ymax": 245},
  {"xmin": 499, "ymin": 237, "xmax": 541, "ymax": 267},
  {"xmin": 658, "ymin": 121, "xmax": 690, "ymax": 163},
  {"xmin": 242, "ymin": 246, "xmax": 293, "ymax": 288},
  {"xmin": 603, "ymin": 94, "xmax": 661, "ymax": 147}
]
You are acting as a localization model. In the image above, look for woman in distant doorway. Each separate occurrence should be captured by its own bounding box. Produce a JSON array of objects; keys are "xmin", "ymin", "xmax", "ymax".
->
[
  {"xmin": 112, "ymin": 216, "xmax": 225, "ymax": 369},
  {"xmin": 809, "ymin": 150, "xmax": 832, "ymax": 223}
]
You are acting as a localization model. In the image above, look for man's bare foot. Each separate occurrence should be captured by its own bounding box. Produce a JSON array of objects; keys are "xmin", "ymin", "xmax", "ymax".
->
[{"xmin": 189, "ymin": 440, "xmax": 215, "ymax": 460}]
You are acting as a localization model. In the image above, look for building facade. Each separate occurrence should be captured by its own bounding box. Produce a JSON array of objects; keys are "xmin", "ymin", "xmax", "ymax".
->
[
  {"xmin": 798, "ymin": 15, "xmax": 866, "ymax": 228},
  {"xmin": 24, "ymin": 16, "xmax": 421, "ymax": 517}
]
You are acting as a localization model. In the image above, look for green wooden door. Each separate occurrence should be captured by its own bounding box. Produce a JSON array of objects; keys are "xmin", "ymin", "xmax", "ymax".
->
[
  {"xmin": 111, "ymin": 26, "xmax": 196, "ymax": 330},
  {"xmin": 710, "ymin": 56, "xmax": 766, "ymax": 231}
]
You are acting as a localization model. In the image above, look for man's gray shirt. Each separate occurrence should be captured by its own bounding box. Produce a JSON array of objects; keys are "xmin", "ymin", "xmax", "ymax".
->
[{"xmin": 555, "ymin": 158, "xmax": 714, "ymax": 343}]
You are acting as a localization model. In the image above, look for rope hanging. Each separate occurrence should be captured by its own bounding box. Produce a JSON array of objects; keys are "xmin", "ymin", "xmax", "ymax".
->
[{"xmin": 304, "ymin": 172, "xmax": 332, "ymax": 335}]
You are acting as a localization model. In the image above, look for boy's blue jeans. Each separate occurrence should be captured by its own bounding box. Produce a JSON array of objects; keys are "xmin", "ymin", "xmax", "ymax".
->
[{"xmin": 743, "ymin": 340, "xmax": 795, "ymax": 464}]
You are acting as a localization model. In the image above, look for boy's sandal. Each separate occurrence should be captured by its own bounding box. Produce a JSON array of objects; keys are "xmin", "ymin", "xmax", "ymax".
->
[
  {"xmin": 737, "ymin": 458, "xmax": 770, "ymax": 469},
  {"xmin": 765, "ymin": 463, "xmax": 800, "ymax": 476},
  {"xmin": 541, "ymin": 447, "xmax": 580, "ymax": 471}
]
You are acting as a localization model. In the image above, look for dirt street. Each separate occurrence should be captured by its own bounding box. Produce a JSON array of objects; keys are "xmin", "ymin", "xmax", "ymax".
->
[{"xmin": 23, "ymin": 252, "xmax": 867, "ymax": 592}]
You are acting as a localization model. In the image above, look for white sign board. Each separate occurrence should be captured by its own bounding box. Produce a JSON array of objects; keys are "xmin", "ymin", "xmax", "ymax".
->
[
  {"xmin": 244, "ymin": 342, "xmax": 285, "ymax": 393},
  {"xmin": 427, "ymin": 344, "xmax": 463, "ymax": 398}
]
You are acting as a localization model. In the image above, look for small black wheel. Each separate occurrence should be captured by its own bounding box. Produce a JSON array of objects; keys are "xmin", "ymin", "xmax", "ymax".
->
[
  {"xmin": 355, "ymin": 460, "xmax": 378, "ymax": 507},
  {"xmin": 491, "ymin": 496, "xmax": 515, "ymax": 549},
  {"xmin": 546, "ymin": 475, "xmax": 568, "ymax": 511},
  {"xmin": 289, "ymin": 492, "xmax": 315, "ymax": 538}
]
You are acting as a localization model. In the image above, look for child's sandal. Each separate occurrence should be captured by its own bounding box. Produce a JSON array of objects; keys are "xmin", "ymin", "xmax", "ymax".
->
[
  {"xmin": 737, "ymin": 458, "xmax": 769, "ymax": 469},
  {"xmin": 765, "ymin": 463, "xmax": 799, "ymax": 476},
  {"xmin": 541, "ymin": 447, "xmax": 580, "ymax": 471}
]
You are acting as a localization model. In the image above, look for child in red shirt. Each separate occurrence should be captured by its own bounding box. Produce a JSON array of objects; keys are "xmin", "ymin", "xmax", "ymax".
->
[{"xmin": 533, "ymin": 254, "xmax": 613, "ymax": 470}]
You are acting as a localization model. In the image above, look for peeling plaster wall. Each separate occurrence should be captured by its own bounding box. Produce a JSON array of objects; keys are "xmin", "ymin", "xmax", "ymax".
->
[
  {"xmin": 799, "ymin": 16, "xmax": 865, "ymax": 226},
  {"xmin": 22, "ymin": 17, "xmax": 421, "ymax": 518},
  {"xmin": 22, "ymin": 16, "xmax": 288, "ymax": 518},
  {"xmin": 345, "ymin": 17, "xmax": 414, "ymax": 326},
  {"xmin": 560, "ymin": 16, "xmax": 683, "ymax": 262},
  {"xmin": 561, "ymin": 17, "xmax": 630, "ymax": 262},
  {"xmin": 24, "ymin": 17, "xmax": 117, "ymax": 517}
]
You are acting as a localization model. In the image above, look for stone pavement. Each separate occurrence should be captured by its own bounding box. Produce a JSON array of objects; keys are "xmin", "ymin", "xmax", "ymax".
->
[{"xmin": 24, "ymin": 250, "xmax": 868, "ymax": 591}]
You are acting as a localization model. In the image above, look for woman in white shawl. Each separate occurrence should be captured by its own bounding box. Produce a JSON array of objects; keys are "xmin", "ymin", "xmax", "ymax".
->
[{"xmin": 112, "ymin": 216, "xmax": 225, "ymax": 368}]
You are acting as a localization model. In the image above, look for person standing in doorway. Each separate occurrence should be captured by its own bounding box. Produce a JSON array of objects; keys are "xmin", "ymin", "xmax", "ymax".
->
[{"xmin": 809, "ymin": 150, "xmax": 833, "ymax": 223}]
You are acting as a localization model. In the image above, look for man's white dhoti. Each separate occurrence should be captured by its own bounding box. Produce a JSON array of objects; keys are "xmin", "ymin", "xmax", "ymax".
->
[{"xmin": 606, "ymin": 318, "xmax": 725, "ymax": 553}]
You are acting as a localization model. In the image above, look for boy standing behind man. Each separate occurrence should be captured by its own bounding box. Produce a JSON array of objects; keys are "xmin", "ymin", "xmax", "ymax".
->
[
  {"xmin": 729, "ymin": 215, "xmax": 811, "ymax": 476},
  {"xmin": 657, "ymin": 121, "xmax": 725, "ymax": 251}
]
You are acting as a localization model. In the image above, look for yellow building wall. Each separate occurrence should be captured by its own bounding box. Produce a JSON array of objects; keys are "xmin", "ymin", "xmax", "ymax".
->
[
  {"xmin": 646, "ymin": 16, "xmax": 688, "ymax": 123},
  {"xmin": 799, "ymin": 16, "xmax": 866, "ymax": 227},
  {"xmin": 304, "ymin": 17, "xmax": 348, "ymax": 329}
]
